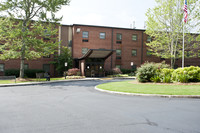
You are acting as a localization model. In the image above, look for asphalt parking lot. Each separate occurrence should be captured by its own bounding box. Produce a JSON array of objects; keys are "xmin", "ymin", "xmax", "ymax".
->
[{"xmin": 0, "ymin": 80, "xmax": 200, "ymax": 133}]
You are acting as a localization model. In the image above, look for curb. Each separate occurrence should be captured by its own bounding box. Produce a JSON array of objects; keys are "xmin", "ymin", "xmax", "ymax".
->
[
  {"xmin": 94, "ymin": 86, "xmax": 200, "ymax": 99},
  {"xmin": 0, "ymin": 78, "xmax": 100, "ymax": 87}
]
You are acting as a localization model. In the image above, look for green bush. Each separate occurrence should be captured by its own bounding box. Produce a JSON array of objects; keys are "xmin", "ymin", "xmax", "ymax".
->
[
  {"xmin": 5, "ymin": 69, "xmax": 44, "ymax": 78},
  {"xmin": 136, "ymin": 62, "xmax": 170, "ymax": 82},
  {"xmin": 151, "ymin": 75, "xmax": 161, "ymax": 83},
  {"xmin": 5, "ymin": 69, "xmax": 20, "ymax": 77},
  {"xmin": 121, "ymin": 69, "xmax": 136, "ymax": 74},
  {"xmin": 160, "ymin": 68, "xmax": 174, "ymax": 83},
  {"xmin": 172, "ymin": 66, "xmax": 200, "ymax": 83},
  {"xmin": 24, "ymin": 69, "xmax": 45, "ymax": 78}
]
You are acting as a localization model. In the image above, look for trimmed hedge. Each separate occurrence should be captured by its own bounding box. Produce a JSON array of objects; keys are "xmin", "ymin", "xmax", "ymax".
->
[{"xmin": 5, "ymin": 69, "xmax": 45, "ymax": 78}]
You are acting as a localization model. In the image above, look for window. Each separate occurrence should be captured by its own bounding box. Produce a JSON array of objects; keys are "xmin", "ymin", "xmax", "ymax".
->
[
  {"xmin": 147, "ymin": 36, "xmax": 152, "ymax": 42},
  {"xmin": 115, "ymin": 65, "xmax": 121, "ymax": 69},
  {"xmin": 82, "ymin": 31, "xmax": 89, "ymax": 38},
  {"xmin": 44, "ymin": 28, "xmax": 51, "ymax": 40},
  {"xmin": 132, "ymin": 34, "xmax": 137, "ymax": 41},
  {"xmin": 82, "ymin": 48, "xmax": 88, "ymax": 55},
  {"xmin": 82, "ymin": 31, "xmax": 89, "ymax": 42},
  {"xmin": 117, "ymin": 33, "xmax": 122, "ymax": 40},
  {"xmin": 147, "ymin": 50, "xmax": 152, "ymax": 56},
  {"xmin": 43, "ymin": 64, "xmax": 50, "ymax": 73},
  {"xmin": 100, "ymin": 32, "xmax": 106, "ymax": 39},
  {"xmin": 116, "ymin": 49, "xmax": 121, "ymax": 59},
  {"xmin": 116, "ymin": 33, "xmax": 122, "ymax": 44},
  {"xmin": 116, "ymin": 49, "xmax": 121, "ymax": 56},
  {"xmin": 24, "ymin": 64, "xmax": 29, "ymax": 70},
  {"xmin": 132, "ymin": 49, "xmax": 137, "ymax": 56},
  {"xmin": 0, "ymin": 64, "xmax": 4, "ymax": 72}
]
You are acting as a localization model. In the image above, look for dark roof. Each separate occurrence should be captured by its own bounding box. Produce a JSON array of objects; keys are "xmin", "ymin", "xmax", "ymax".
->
[
  {"xmin": 78, "ymin": 49, "xmax": 115, "ymax": 60},
  {"xmin": 61, "ymin": 24, "xmax": 145, "ymax": 31}
]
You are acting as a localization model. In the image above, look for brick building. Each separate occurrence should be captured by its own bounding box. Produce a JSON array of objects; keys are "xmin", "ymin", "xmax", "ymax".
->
[
  {"xmin": 60, "ymin": 24, "xmax": 200, "ymax": 76},
  {"xmin": 1, "ymin": 24, "xmax": 200, "ymax": 77}
]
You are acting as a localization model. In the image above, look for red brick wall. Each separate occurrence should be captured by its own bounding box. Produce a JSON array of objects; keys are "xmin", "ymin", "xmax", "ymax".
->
[{"xmin": 71, "ymin": 24, "xmax": 200, "ymax": 71}]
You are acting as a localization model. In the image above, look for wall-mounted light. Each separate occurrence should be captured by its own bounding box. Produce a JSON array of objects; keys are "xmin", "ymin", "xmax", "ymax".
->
[
  {"xmin": 131, "ymin": 62, "xmax": 134, "ymax": 66},
  {"xmin": 76, "ymin": 28, "xmax": 81, "ymax": 33}
]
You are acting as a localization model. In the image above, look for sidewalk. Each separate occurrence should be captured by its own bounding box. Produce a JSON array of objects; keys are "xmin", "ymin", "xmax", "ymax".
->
[{"xmin": 0, "ymin": 78, "xmax": 101, "ymax": 87}]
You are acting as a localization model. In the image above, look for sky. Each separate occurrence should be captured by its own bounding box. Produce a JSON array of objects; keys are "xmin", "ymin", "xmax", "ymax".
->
[{"xmin": 57, "ymin": 0, "xmax": 157, "ymax": 29}]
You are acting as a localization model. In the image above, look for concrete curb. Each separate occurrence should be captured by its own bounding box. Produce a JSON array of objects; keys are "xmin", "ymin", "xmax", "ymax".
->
[
  {"xmin": 0, "ymin": 78, "xmax": 100, "ymax": 87},
  {"xmin": 94, "ymin": 86, "xmax": 200, "ymax": 99}
]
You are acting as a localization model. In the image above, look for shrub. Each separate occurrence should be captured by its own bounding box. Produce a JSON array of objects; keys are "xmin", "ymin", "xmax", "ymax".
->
[
  {"xmin": 172, "ymin": 66, "xmax": 200, "ymax": 83},
  {"xmin": 67, "ymin": 68, "xmax": 80, "ymax": 76},
  {"xmin": 24, "ymin": 69, "xmax": 45, "ymax": 78},
  {"xmin": 121, "ymin": 69, "xmax": 136, "ymax": 74},
  {"xmin": 160, "ymin": 68, "xmax": 174, "ymax": 83},
  {"xmin": 136, "ymin": 62, "xmax": 170, "ymax": 82},
  {"xmin": 5, "ymin": 69, "xmax": 44, "ymax": 78},
  {"xmin": 151, "ymin": 75, "xmax": 161, "ymax": 83},
  {"xmin": 112, "ymin": 68, "xmax": 122, "ymax": 75},
  {"xmin": 5, "ymin": 69, "xmax": 20, "ymax": 77}
]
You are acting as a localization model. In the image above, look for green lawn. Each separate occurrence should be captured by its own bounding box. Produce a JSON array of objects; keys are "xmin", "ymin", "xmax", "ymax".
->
[
  {"xmin": 0, "ymin": 77, "xmax": 66, "ymax": 84},
  {"xmin": 97, "ymin": 80, "xmax": 200, "ymax": 95}
]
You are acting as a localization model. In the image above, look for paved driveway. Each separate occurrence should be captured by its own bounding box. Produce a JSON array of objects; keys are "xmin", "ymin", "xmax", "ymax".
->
[{"xmin": 0, "ymin": 80, "xmax": 200, "ymax": 133}]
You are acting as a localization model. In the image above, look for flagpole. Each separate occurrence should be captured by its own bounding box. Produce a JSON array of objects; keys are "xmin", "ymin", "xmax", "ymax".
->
[
  {"xmin": 182, "ymin": 0, "xmax": 187, "ymax": 68},
  {"xmin": 182, "ymin": 23, "xmax": 184, "ymax": 68}
]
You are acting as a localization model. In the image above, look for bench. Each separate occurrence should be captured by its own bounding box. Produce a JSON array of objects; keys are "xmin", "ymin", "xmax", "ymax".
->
[
  {"xmin": 36, "ymin": 73, "xmax": 50, "ymax": 81},
  {"xmin": 0, "ymin": 76, "xmax": 16, "ymax": 83}
]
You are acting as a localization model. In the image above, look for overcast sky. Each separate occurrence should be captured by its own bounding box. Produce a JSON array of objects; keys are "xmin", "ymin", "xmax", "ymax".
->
[{"xmin": 57, "ymin": 0, "xmax": 156, "ymax": 29}]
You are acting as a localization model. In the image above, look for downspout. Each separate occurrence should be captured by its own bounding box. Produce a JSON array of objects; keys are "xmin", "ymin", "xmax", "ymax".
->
[
  {"xmin": 111, "ymin": 28, "xmax": 114, "ymax": 69},
  {"xmin": 141, "ymin": 31, "xmax": 144, "ymax": 65}
]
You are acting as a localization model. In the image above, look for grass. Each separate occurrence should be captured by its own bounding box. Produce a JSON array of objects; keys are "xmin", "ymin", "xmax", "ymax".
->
[
  {"xmin": 0, "ymin": 77, "xmax": 66, "ymax": 84},
  {"xmin": 97, "ymin": 80, "xmax": 200, "ymax": 95},
  {"xmin": 0, "ymin": 76, "xmax": 86, "ymax": 84}
]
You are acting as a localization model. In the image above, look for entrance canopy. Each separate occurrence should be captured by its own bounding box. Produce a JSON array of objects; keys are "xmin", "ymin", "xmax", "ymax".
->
[{"xmin": 79, "ymin": 49, "xmax": 114, "ymax": 60}]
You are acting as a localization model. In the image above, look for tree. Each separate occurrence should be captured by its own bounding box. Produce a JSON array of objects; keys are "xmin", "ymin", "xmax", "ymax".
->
[
  {"xmin": 0, "ymin": 0, "xmax": 70, "ymax": 78},
  {"xmin": 145, "ymin": 0, "xmax": 200, "ymax": 68},
  {"xmin": 51, "ymin": 46, "xmax": 72, "ymax": 76}
]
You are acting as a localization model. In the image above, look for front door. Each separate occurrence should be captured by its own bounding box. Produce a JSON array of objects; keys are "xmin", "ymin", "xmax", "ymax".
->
[{"xmin": 85, "ymin": 58, "xmax": 104, "ymax": 77}]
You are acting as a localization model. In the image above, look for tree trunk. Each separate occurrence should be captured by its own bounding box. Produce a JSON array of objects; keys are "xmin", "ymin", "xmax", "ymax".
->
[
  {"xmin": 19, "ymin": 21, "xmax": 27, "ymax": 78},
  {"xmin": 19, "ymin": 57, "xmax": 25, "ymax": 78}
]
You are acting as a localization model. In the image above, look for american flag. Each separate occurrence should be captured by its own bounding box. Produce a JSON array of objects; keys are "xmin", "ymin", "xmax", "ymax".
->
[{"xmin": 184, "ymin": 0, "xmax": 188, "ymax": 23}]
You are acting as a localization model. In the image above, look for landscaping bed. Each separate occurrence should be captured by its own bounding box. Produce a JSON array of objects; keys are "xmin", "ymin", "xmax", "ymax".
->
[{"xmin": 97, "ymin": 80, "xmax": 200, "ymax": 96}]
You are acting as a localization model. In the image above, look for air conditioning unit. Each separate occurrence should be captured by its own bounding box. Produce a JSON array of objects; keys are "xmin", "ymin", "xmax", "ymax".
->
[{"xmin": 76, "ymin": 28, "xmax": 81, "ymax": 33}]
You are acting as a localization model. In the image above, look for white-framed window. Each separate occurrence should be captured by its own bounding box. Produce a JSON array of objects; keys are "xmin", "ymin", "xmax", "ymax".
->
[
  {"xmin": 116, "ymin": 49, "xmax": 121, "ymax": 56},
  {"xmin": 82, "ymin": 48, "xmax": 88, "ymax": 55},
  {"xmin": 100, "ymin": 32, "xmax": 106, "ymax": 39},
  {"xmin": 147, "ymin": 36, "xmax": 152, "ymax": 42},
  {"xmin": 116, "ymin": 33, "xmax": 122, "ymax": 40},
  {"xmin": 82, "ymin": 31, "xmax": 89, "ymax": 38},
  {"xmin": 0, "ymin": 64, "xmax": 4, "ymax": 72},
  {"xmin": 132, "ymin": 49, "xmax": 137, "ymax": 56},
  {"xmin": 132, "ymin": 34, "xmax": 137, "ymax": 41}
]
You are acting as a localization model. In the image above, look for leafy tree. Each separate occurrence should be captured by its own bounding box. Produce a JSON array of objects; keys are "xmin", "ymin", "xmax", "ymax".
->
[
  {"xmin": 0, "ymin": 0, "xmax": 70, "ymax": 78},
  {"xmin": 51, "ymin": 46, "xmax": 72, "ymax": 76},
  {"xmin": 145, "ymin": 0, "xmax": 200, "ymax": 68}
]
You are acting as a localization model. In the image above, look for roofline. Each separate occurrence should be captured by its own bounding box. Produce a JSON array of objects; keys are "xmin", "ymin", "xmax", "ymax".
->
[{"xmin": 71, "ymin": 24, "xmax": 146, "ymax": 31}]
